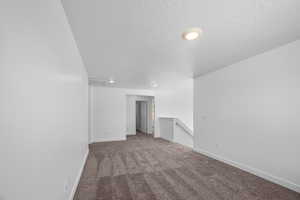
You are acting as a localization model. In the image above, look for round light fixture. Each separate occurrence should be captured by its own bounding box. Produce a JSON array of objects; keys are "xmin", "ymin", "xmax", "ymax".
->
[
  {"xmin": 151, "ymin": 82, "xmax": 158, "ymax": 88},
  {"xmin": 182, "ymin": 28, "xmax": 202, "ymax": 40},
  {"xmin": 108, "ymin": 78, "xmax": 115, "ymax": 84}
]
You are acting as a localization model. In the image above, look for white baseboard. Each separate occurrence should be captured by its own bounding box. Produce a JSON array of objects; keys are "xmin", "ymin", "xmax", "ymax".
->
[
  {"xmin": 194, "ymin": 147, "xmax": 300, "ymax": 193},
  {"xmin": 126, "ymin": 134, "xmax": 136, "ymax": 136},
  {"xmin": 69, "ymin": 148, "xmax": 89, "ymax": 200},
  {"xmin": 91, "ymin": 136, "xmax": 126, "ymax": 143}
]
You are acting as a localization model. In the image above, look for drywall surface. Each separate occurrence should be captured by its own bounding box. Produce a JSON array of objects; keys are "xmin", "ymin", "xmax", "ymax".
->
[
  {"xmin": 194, "ymin": 40, "xmax": 300, "ymax": 192},
  {"xmin": 88, "ymin": 84, "xmax": 94, "ymax": 143},
  {"xmin": 90, "ymin": 86, "xmax": 154, "ymax": 142},
  {"xmin": 159, "ymin": 118, "xmax": 193, "ymax": 148},
  {"xmin": 173, "ymin": 120, "xmax": 193, "ymax": 148},
  {"xmin": 0, "ymin": 1, "xmax": 88, "ymax": 200},
  {"xmin": 155, "ymin": 79, "xmax": 193, "ymax": 137},
  {"xmin": 159, "ymin": 118, "xmax": 174, "ymax": 141},
  {"xmin": 174, "ymin": 124, "xmax": 193, "ymax": 148}
]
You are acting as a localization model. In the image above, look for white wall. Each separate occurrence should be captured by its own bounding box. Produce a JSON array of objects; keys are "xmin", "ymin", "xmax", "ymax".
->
[
  {"xmin": 88, "ymin": 84, "xmax": 94, "ymax": 143},
  {"xmin": 159, "ymin": 118, "xmax": 174, "ymax": 141},
  {"xmin": 159, "ymin": 118, "xmax": 193, "ymax": 148},
  {"xmin": 155, "ymin": 79, "xmax": 193, "ymax": 137},
  {"xmin": 194, "ymin": 40, "xmax": 300, "ymax": 192},
  {"xmin": 90, "ymin": 86, "xmax": 154, "ymax": 142},
  {"xmin": 174, "ymin": 124, "xmax": 193, "ymax": 148},
  {"xmin": 0, "ymin": 1, "xmax": 88, "ymax": 200}
]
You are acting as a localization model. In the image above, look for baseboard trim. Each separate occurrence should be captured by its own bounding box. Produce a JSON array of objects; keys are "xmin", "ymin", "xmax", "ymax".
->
[
  {"xmin": 126, "ymin": 134, "xmax": 136, "ymax": 136},
  {"xmin": 91, "ymin": 136, "xmax": 126, "ymax": 143},
  {"xmin": 194, "ymin": 147, "xmax": 300, "ymax": 193},
  {"xmin": 69, "ymin": 148, "xmax": 89, "ymax": 200}
]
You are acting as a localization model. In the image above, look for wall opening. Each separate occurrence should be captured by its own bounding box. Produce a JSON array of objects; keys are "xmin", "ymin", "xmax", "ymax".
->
[{"xmin": 126, "ymin": 95, "xmax": 155, "ymax": 136}]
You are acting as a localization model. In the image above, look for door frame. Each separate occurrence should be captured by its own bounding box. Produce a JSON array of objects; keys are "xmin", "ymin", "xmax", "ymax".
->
[{"xmin": 126, "ymin": 95, "xmax": 155, "ymax": 135}]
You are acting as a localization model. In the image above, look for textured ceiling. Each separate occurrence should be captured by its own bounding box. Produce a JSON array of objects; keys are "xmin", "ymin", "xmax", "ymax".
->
[{"xmin": 62, "ymin": 0, "xmax": 300, "ymax": 89}]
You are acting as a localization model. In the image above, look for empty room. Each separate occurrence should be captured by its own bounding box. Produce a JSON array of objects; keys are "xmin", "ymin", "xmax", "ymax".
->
[{"xmin": 1, "ymin": 0, "xmax": 300, "ymax": 200}]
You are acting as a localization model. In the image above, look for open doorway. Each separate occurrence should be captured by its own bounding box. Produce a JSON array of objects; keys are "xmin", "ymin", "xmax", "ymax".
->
[
  {"xmin": 136, "ymin": 101, "xmax": 148, "ymax": 135},
  {"xmin": 126, "ymin": 95, "xmax": 155, "ymax": 136}
]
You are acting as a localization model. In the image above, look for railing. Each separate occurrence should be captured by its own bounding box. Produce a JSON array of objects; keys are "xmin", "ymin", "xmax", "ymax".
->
[
  {"xmin": 159, "ymin": 117, "xmax": 193, "ymax": 148},
  {"xmin": 175, "ymin": 118, "xmax": 193, "ymax": 136}
]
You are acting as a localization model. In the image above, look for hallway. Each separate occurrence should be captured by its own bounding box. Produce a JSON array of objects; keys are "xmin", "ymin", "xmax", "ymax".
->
[{"xmin": 74, "ymin": 135, "xmax": 300, "ymax": 200}]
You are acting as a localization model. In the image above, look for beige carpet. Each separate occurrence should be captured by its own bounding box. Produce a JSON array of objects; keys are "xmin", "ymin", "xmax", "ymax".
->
[{"xmin": 74, "ymin": 133, "xmax": 300, "ymax": 200}]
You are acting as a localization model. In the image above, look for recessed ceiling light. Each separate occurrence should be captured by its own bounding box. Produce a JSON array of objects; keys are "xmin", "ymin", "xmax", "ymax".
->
[
  {"xmin": 182, "ymin": 28, "xmax": 202, "ymax": 40},
  {"xmin": 108, "ymin": 78, "xmax": 115, "ymax": 84},
  {"xmin": 151, "ymin": 82, "xmax": 158, "ymax": 88}
]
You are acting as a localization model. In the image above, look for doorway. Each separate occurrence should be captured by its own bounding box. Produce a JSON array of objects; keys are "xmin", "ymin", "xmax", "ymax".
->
[
  {"xmin": 126, "ymin": 95, "xmax": 155, "ymax": 136},
  {"xmin": 136, "ymin": 101, "xmax": 148, "ymax": 134}
]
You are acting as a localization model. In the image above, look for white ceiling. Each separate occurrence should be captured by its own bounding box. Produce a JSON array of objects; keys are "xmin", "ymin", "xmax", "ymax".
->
[{"xmin": 62, "ymin": 0, "xmax": 300, "ymax": 89}]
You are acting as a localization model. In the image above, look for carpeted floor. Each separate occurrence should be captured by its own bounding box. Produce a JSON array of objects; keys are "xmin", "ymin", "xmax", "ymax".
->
[{"xmin": 74, "ymin": 133, "xmax": 300, "ymax": 200}]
